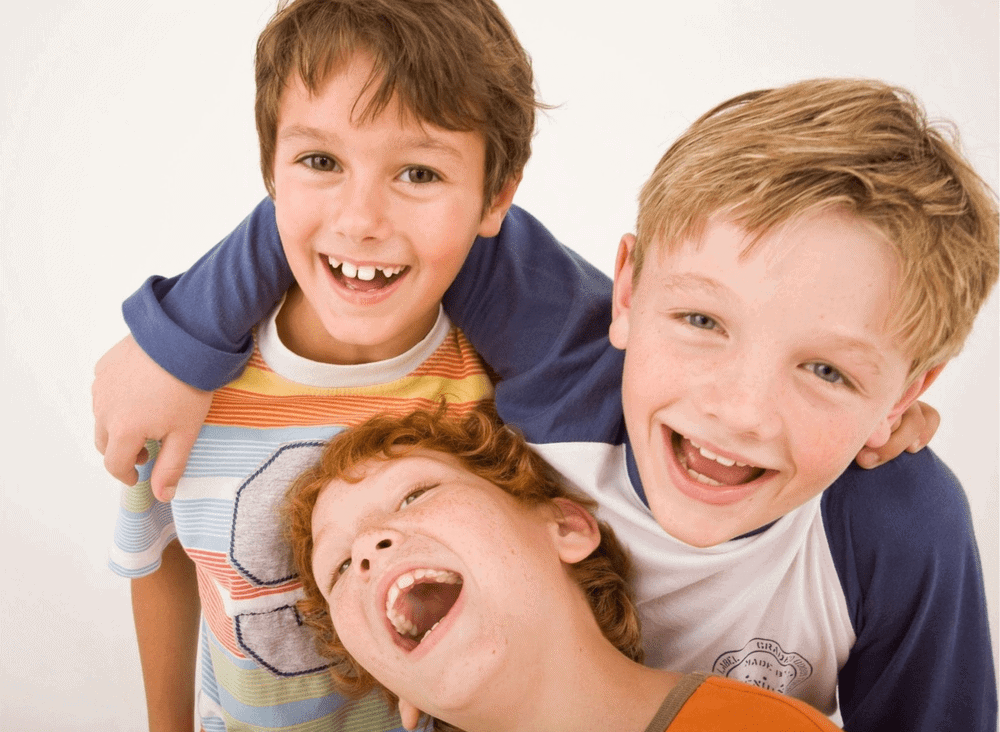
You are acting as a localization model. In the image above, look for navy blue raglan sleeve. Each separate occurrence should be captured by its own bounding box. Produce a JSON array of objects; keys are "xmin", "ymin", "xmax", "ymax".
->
[
  {"xmin": 443, "ymin": 205, "xmax": 625, "ymax": 445},
  {"xmin": 122, "ymin": 201, "xmax": 625, "ymax": 442},
  {"xmin": 123, "ymin": 197, "xmax": 292, "ymax": 390},
  {"xmin": 822, "ymin": 449, "xmax": 997, "ymax": 732}
]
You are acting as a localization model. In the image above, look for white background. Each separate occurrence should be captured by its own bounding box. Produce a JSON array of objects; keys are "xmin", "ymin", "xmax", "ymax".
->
[{"xmin": 2, "ymin": 1, "xmax": 996, "ymax": 727}]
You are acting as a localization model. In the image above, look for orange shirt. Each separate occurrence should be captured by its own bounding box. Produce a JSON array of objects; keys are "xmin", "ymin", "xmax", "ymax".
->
[{"xmin": 648, "ymin": 673, "xmax": 840, "ymax": 731}]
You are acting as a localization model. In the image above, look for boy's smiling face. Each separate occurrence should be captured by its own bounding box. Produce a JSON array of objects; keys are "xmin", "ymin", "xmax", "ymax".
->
[
  {"xmin": 610, "ymin": 209, "xmax": 934, "ymax": 547},
  {"xmin": 271, "ymin": 53, "xmax": 514, "ymax": 365},
  {"xmin": 310, "ymin": 450, "xmax": 590, "ymax": 720}
]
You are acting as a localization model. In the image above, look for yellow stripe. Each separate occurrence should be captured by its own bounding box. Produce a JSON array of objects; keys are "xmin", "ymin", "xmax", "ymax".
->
[
  {"xmin": 230, "ymin": 363, "xmax": 492, "ymax": 401},
  {"xmin": 210, "ymin": 643, "xmax": 333, "ymax": 707}
]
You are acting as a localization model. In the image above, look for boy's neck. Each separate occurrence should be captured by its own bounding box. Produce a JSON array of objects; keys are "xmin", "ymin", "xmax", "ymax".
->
[
  {"xmin": 448, "ymin": 621, "xmax": 680, "ymax": 732},
  {"xmin": 275, "ymin": 284, "xmax": 439, "ymax": 365}
]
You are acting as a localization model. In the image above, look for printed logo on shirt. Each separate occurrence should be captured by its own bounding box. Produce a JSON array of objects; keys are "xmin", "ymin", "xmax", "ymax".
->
[
  {"xmin": 712, "ymin": 637, "xmax": 813, "ymax": 694},
  {"xmin": 230, "ymin": 441, "xmax": 331, "ymax": 677}
]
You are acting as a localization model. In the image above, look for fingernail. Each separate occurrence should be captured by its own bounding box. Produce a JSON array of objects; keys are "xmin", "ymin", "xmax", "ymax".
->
[
  {"xmin": 907, "ymin": 440, "xmax": 922, "ymax": 452},
  {"xmin": 858, "ymin": 451, "xmax": 878, "ymax": 468}
]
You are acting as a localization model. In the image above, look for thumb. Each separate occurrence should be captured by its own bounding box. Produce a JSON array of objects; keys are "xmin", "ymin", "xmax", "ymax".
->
[{"xmin": 151, "ymin": 429, "xmax": 200, "ymax": 502}]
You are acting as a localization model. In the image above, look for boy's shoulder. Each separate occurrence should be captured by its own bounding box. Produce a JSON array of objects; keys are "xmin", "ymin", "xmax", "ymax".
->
[
  {"xmin": 819, "ymin": 448, "xmax": 980, "ymax": 623},
  {"xmin": 822, "ymin": 447, "xmax": 971, "ymax": 545}
]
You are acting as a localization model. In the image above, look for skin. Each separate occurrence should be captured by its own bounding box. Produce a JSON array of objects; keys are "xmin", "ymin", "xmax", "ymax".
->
[
  {"xmin": 131, "ymin": 539, "xmax": 200, "ymax": 732},
  {"xmin": 609, "ymin": 209, "xmax": 941, "ymax": 548},
  {"xmin": 272, "ymin": 53, "xmax": 516, "ymax": 365},
  {"xmin": 310, "ymin": 451, "xmax": 675, "ymax": 732}
]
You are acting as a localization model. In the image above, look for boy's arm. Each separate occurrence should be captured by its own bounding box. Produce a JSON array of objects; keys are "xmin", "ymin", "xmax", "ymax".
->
[
  {"xmin": 126, "ymin": 197, "xmax": 292, "ymax": 390},
  {"xmin": 824, "ymin": 451, "xmax": 997, "ymax": 732},
  {"xmin": 131, "ymin": 539, "xmax": 201, "ymax": 732},
  {"xmin": 94, "ymin": 197, "xmax": 289, "ymax": 497}
]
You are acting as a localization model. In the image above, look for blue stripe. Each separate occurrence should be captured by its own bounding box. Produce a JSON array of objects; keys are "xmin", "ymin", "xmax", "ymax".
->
[
  {"xmin": 182, "ymin": 425, "xmax": 345, "ymax": 478},
  {"xmin": 173, "ymin": 498, "xmax": 234, "ymax": 553},
  {"xmin": 113, "ymin": 502, "xmax": 174, "ymax": 553}
]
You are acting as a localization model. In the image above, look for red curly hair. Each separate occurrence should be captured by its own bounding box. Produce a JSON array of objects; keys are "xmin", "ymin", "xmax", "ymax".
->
[{"xmin": 283, "ymin": 405, "xmax": 642, "ymax": 731}]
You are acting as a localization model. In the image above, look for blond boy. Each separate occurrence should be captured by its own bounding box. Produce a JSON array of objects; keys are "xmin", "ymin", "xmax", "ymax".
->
[{"xmin": 96, "ymin": 74, "xmax": 994, "ymax": 732}]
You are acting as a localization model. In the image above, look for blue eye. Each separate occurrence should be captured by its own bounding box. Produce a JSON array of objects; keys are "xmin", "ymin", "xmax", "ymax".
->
[
  {"xmin": 684, "ymin": 313, "xmax": 717, "ymax": 330},
  {"xmin": 337, "ymin": 557, "xmax": 352, "ymax": 575},
  {"xmin": 400, "ymin": 167, "xmax": 439, "ymax": 184},
  {"xmin": 806, "ymin": 362, "xmax": 846, "ymax": 385},
  {"xmin": 301, "ymin": 155, "xmax": 339, "ymax": 172}
]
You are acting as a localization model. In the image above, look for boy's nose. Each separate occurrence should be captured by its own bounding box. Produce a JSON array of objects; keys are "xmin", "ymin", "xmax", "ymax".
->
[
  {"xmin": 352, "ymin": 527, "xmax": 402, "ymax": 575},
  {"xmin": 335, "ymin": 176, "xmax": 391, "ymax": 244},
  {"xmin": 702, "ymin": 361, "xmax": 783, "ymax": 441}
]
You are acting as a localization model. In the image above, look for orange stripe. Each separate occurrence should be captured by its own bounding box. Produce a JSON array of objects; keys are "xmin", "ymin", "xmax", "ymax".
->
[
  {"xmin": 207, "ymin": 393, "xmax": 490, "ymax": 428},
  {"xmin": 188, "ymin": 548, "xmax": 302, "ymax": 601},
  {"xmin": 195, "ymin": 561, "xmax": 245, "ymax": 658}
]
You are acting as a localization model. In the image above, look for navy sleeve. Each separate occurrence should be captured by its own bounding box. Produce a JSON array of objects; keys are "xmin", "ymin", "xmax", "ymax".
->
[
  {"xmin": 124, "ymin": 200, "xmax": 626, "ymax": 442},
  {"xmin": 123, "ymin": 197, "xmax": 292, "ymax": 390},
  {"xmin": 443, "ymin": 205, "xmax": 625, "ymax": 445},
  {"xmin": 822, "ymin": 449, "xmax": 997, "ymax": 732}
]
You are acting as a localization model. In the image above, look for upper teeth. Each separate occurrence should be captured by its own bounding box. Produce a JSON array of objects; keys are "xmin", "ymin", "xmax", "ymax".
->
[
  {"xmin": 328, "ymin": 256, "xmax": 404, "ymax": 279},
  {"xmin": 689, "ymin": 439, "xmax": 747, "ymax": 468},
  {"xmin": 385, "ymin": 568, "xmax": 462, "ymax": 640}
]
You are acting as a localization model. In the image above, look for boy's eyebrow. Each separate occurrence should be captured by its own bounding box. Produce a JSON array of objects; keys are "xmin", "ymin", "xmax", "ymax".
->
[
  {"xmin": 278, "ymin": 124, "xmax": 466, "ymax": 160},
  {"xmin": 816, "ymin": 333, "xmax": 886, "ymax": 375}
]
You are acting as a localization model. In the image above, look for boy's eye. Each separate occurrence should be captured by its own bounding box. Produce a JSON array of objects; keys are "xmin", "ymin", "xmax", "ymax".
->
[
  {"xmin": 400, "ymin": 488, "xmax": 429, "ymax": 508},
  {"xmin": 805, "ymin": 362, "xmax": 848, "ymax": 386},
  {"xmin": 337, "ymin": 557, "xmax": 352, "ymax": 575},
  {"xmin": 301, "ymin": 154, "xmax": 339, "ymax": 172},
  {"xmin": 683, "ymin": 312, "xmax": 717, "ymax": 330},
  {"xmin": 398, "ymin": 167, "xmax": 439, "ymax": 184}
]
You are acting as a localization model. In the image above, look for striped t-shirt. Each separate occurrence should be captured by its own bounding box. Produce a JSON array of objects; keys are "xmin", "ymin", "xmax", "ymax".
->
[{"xmin": 110, "ymin": 305, "xmax": 493, "ymax": 732}]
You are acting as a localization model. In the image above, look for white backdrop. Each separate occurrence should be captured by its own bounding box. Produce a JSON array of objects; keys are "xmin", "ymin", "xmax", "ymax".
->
[{"xmin": 2, "ymin": 1, "xmax": 996, "ymax": 727}]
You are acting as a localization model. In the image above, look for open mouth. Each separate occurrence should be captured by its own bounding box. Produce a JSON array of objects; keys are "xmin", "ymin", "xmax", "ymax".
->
[
  {"xmin": 385, "ymin": 568, "xmax": 463, "ymax": 651},
  {"xmin": 328, "ymin": 256, "xmax": 408, "ymax": 293},
  {"xmin": 672, "ymin": 431, "xmax": 766, "ymax": 486}
]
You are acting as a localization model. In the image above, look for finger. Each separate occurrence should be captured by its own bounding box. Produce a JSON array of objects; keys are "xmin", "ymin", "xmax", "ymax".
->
[
  {"xmin": 94, "ymin": 422, "xmax": 109, "ymax": 456},
  {"xmin": 910, "ymin": 403, "xmax": 941, "ymax": 452},
  {"xmin": 398, "ymin": 699, "xmax": 424, "ymax": 731},
  {"xmin": 150, "ymin": 429, "xmax": 200, "ymax": 502},
  {"xmin": 103, "ymin": 434, "xmax": 147, "ymax": 486},
  {"xmin": 859, "ymin": 406, "xmax": 924, "ymax": 469}
]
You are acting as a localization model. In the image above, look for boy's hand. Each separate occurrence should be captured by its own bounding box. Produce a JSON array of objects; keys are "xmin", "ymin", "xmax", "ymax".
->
[
  {"xmin": 93, "ymin": 335, "xmax": 212, "ymax": 501},
  {"xmin": 856, "ymin": 400, "xmax": 940, "ymax": 469}
]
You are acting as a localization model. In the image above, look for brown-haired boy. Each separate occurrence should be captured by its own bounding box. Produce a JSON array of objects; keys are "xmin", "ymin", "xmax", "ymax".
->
[
  {"xmin": 285, "ymin": 406, "xmax": 841, "ymax": 732},
  {"xmin": 97, "ymin": 71, "xmax": 993, "ymax": 732},
  {"xmin": 106, "ymin": 0, "xmax": 539, "ymax": 730}
]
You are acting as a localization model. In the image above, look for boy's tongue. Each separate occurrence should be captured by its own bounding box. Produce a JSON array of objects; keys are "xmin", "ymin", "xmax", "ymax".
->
[
  {"xmin": 678, "ymin": 436, "xmax": 758, "ymax": 486},
  {"xmin": 335, "ymin": 269, "xmax": 393, "ymax": 293}
]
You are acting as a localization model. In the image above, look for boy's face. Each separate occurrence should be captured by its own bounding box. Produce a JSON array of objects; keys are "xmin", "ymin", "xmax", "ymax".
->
[
  {"xmin": 610, "ymin": 209, "xmax": 930, "ymax": 547},
  {"xmin": 310, "ymin": 450, "xmax": 592, "ymax": 719},
  {"xmin": 271, "ymin": 53, "xmax": 514, "ymax": 364}
]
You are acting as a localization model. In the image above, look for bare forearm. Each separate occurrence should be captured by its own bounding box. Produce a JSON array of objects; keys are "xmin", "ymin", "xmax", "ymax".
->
[{"xmin": 131, "ymin": 539, "xmax": 201, "ymax": 732}]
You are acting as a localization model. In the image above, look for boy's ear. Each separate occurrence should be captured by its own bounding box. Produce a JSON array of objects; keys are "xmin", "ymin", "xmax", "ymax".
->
[
  {"xmin": 549, "ymin": 497, "xmax": 601, "ymax": 564},
  {"xmin": 609, "ymin": 234, "xmax": 638, "ymax": 351},
  {"xmin": 398, "ymin": 698, "xmax": 424, "ymax": 731},
  {"xmin": 477, "ymin": 176, "xmax": 521, "ymax": 238},
  {"xmin": 865, "ymin": 363, "xmax": 946, "ymax": 449}
]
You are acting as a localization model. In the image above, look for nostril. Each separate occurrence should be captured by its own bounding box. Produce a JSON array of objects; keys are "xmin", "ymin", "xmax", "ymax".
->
[
  {"xmin": 376, "ymin": 539, "xmax": 392, "ymax": 549},
  {"xmin": 360, "ymin": 558, "xmax": 370, "ymax": 571}
]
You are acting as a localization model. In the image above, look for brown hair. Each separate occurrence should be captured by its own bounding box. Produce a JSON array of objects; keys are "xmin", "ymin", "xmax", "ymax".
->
[
  {"xmin": 255, "ymin": 0, "xmax": 540, "ymax": 209},
  {"xmin": 284, "ymin": 406, "xmax": 642, "ymax": 730},
  {"xmin": 635, "ymin": 78, "xmax": 999, "ymax": 378}
]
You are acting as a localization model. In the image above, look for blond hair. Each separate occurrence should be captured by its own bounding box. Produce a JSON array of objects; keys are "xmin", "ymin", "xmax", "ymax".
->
[
  {"xmin": 255, "ymin": 0, "xmax": 540, "ymax": 208},
  {"xmin": 283, "ymin": 406, "xmax": 642, "ymax": 732},
  {"xmin": 636, "ymin": 78, "xmax": 998, "ymax": 378}
]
